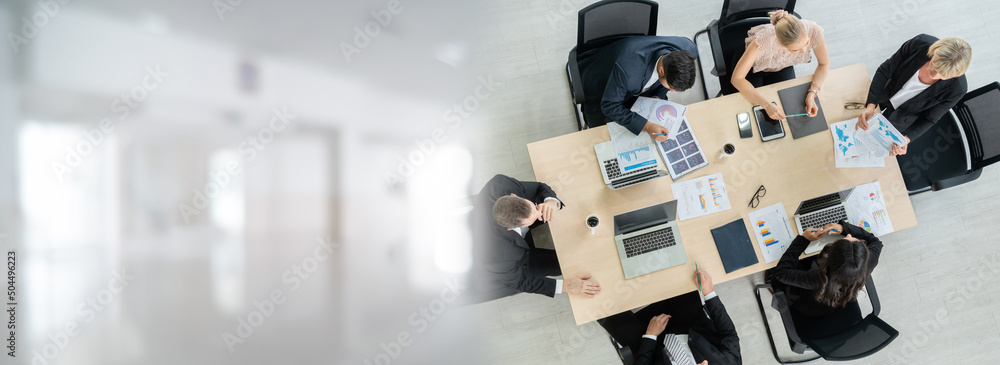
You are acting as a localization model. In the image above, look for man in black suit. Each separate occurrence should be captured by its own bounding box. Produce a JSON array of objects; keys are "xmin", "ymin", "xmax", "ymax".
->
[
  {"xmin": 599, "ymin": 269, "xmax": 741, "ymax": 365},
  {"xmin": 467, "ymin": 175, "xmax": 602, "ymax": 303},
  {"xmin": 856, "ymin": 34, "xmax": 970, "ymax": 156},
  {"xmin": 579, "ymin": 36, "xmax": 698, "ymax": 140}
]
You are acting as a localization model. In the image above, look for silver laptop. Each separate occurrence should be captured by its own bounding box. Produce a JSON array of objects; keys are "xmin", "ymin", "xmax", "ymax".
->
[
  {"xmin": 613, "ymin": 200, "xmax": 687, "ymax": 279},
  {"xmin": 595, "ymin": 141, "xmax": 667, "ymax": 190},
  {"xmin": 792, "ymin": 187, "xmax": 859, "ymax": 254}
]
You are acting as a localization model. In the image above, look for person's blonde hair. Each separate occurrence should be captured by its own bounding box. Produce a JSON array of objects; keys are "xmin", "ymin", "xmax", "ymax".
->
[
  {"xmin": 768, "ymin": 10, "xmax": 806, "ymax": 47},
  {"xmin": 928, "ymin": 37, "xmax": 972, "ymax": 78}
]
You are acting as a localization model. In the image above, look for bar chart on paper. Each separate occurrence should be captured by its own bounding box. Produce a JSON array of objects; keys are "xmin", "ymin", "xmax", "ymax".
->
[{"xmin": 748, "ymin": 202, "xmax": 796, "ymax": 263}]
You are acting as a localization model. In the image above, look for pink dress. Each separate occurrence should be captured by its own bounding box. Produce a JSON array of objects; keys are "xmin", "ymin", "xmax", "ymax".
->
[{"xmin": 746, "ymin": 20, "xmax": 825, "ymax": 73}]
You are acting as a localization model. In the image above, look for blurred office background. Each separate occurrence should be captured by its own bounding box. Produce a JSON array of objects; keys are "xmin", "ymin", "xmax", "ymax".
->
[{"xmin": 0, "ymin": 0, "xmax": 487, "ymax": 364}]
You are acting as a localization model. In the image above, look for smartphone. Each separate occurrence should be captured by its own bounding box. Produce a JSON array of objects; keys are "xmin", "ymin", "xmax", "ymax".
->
[
  {"xmin": 737, "ymin": 112, "xmax": 752, "ymax": 138},
  {"xmin": 753, "ymin": 106, "xmax": 785, "ymax": 142}
]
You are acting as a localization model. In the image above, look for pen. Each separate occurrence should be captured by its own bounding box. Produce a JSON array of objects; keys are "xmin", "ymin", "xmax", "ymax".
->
[
  {"xmin": 786, "ymin": 113, "xmax": 809, "ymax": 118},
  {"xmin": 695, "ymin": 262, "xmax": 701, "ymax": 292},
  {"xmin": 810, "ymin": 229, "xmax": 840, "ymax": 233},
  {"xmin": 652, "ymin": 133, "xmax": 667, "ymax": 136}
]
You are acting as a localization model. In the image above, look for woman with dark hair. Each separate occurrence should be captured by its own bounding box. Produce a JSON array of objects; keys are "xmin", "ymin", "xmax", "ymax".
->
[{"xmin": 770, "ymin": 221, "xmax": 883, "ymax": 317}]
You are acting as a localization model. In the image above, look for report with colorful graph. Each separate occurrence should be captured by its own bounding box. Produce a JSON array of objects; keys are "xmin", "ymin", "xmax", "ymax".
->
[
  {"xmin": 670, "ymin": 173, "xmax": 731, "ymax": 221},
  {"xmin": 747, "ymin": 202, "xmax": 796, "ymax": 263},
  {"xmin": 630, "ymin": 97, "xmax": 708, "ymax": 180},
  {"xmin": 846, "ymin": 181, "xmax": 894, "ymax": 236}
]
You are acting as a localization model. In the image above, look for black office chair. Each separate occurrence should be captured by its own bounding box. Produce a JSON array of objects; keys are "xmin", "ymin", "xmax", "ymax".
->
[
  {"xmin": 693, "ymin": 0, "xmax": 797, "ymax": 99},
  {"xmin": 608, "ymin": 335, "xmax": 634, "ymax": 365},
  {"xmin": 753, "ymin": 277, "xmax": 898, "ymax": 363},
  {"xmin": 897, "ymin": 82, "xmax": 1000, "ymax": 194},
  {"xmin": 566, "ymin": 0, "xmax": 658, "ymax": 131}
]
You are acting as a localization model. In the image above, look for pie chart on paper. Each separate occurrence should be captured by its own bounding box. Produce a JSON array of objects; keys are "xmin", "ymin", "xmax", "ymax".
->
[{"xmin": 656, "ymin": 105, "xmax": 678, "ymax": 120}]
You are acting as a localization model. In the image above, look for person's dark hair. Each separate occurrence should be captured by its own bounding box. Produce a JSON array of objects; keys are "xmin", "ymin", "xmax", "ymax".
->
[
  {"xmin": 661, "ymin": 50, "xmax": 696, "ymax": 92},
  {"xmin": 814, "ymin": 238, "xmax": 870, "ymax": 308},
  {"xmin": 492, "ymin": 196, "xmax": 532, "ymax": 229}
]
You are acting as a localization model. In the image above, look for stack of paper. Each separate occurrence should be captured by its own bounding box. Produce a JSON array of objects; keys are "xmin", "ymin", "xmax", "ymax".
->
[
  {"xmin": 846, "ymin": 181, "xmax": 894, "ymax": 236},
  {"xmin": 670, "ymin": 173, "xmax": 731, "ymax": 221},
  {"xmin": 748, "ymin": 202, "xmax": 796, "ymax": 263},
  {"xmin": 630, "ymin": 97, "xmax": 708, "ymax": 179},
  {"xmin": 830, "ymin": 113, "xmax": 906, "ymax": 168}
]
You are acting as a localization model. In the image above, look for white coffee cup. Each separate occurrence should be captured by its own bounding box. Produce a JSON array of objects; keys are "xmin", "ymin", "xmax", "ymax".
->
[
  {"xmin": 586, "ymin": 214, "xmax": 600, "ymax": 235},
  {"xmin": 717, "ymin": 143, "xmax": 736, "ymax": 160}
]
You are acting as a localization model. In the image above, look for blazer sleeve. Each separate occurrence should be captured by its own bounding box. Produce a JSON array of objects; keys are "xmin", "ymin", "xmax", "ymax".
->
[
  {"xmin": 838, "ymin": 220, "xmax": 884, "ymax": 273},
  {"xmin": 770, "ymin": 235, "xmax": 821, "ymax": 290},
  {"xmin": 704, "ymin": 297, "xmax": 742, "ymax": 364},
  {"xmin": 600, "ymin": 62, "xmax": 649, "ymax": 135},
  {"xmin": 522, "ymin": 180, "xmax": 562, "ymax": 208},
  {"xmin": 902, "ymin": 77, "xmax": 967, "ymax": 140},
  {"xmin": 493, "ymin": 251, "xmax": 558, "ymax": 297},
  {"xmin": 867, "ymin": 35, "xmax": 922, "ymax": 106},
  {"xmin": 633, "ymin": 337, "xmax": 665, "ymax": 365}
]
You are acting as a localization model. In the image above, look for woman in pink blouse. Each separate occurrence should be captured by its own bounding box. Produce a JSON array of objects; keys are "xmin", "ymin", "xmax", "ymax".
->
[{"xmin": 731, "ymin": 10, "xmax": 830, "ymax": 121}]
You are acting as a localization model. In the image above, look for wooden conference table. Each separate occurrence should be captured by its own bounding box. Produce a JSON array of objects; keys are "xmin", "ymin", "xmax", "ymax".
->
[{"xmin": 527, "ymin": 63, "xmax": 917, "ymax": 325}]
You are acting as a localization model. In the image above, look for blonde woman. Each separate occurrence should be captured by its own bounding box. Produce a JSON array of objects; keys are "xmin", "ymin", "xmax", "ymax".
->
[
  {"xmin": 730, "ymin": 10, "xmax": 830, "ymax": 121},
  {"xmin": 856, "ymin": 35, "xmax": 970, "ymax": 156}
]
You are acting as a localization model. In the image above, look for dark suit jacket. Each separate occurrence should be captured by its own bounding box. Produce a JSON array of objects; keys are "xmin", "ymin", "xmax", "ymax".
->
[
  {"xmin": 579, "ymin": 36, "xmax": 698, "ymax": 134},
  {"xmin": 470, "ymin": 175, "xmax": 563, "ymax": 298},
  {"xmin": 633, "ymin": 297, "xmax": 742, "ymax": 365},
  {"xmin": 770, "ymin": 221, "xmax": 884, "ymax": 317},
  {"xmin": 866, "ymin": 34, "xmax": 968, "ymax": 141}
]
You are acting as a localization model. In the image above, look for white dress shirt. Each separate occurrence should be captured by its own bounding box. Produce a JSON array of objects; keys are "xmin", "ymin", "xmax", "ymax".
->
[{"xmin": 890, "ymin": 70, "xmax": 932, "ymax": 109}]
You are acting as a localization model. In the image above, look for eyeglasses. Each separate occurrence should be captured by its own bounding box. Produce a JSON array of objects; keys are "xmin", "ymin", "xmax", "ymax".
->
[
  {"xmin": 844, "ymin": 102, "xmax": 866, "ymax": 110},
  {"xmin": 748, "ymin": 185, "xmax": 766, "ymax": 208}
]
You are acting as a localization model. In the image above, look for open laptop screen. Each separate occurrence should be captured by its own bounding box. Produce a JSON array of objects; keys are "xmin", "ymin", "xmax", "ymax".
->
[{"xmin": 614, "ymin": 201, "xmax": 676, "ymax": 236}]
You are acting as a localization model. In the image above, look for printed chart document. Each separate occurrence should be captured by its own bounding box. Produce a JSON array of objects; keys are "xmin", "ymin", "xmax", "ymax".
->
[
  {"xmin": 608, "ymin": 122, "xmax": 657, "ymax": 174},
  {"xmin": 748, "ymin": 202, "xmax": 796, "ymax": 263},
  {"xmin": 847, "ymin": 181, "xmax": 894, "ymax": 236},
  {"xmin": 830, "ymin": 113, "xmax": 906, "ymax": 168},
  {"xmin": 630, "ymin": 97, "xmax": 707, "ymax": 180},
  {"xmin": 670, "ymin": 173, "xmax": 730, "ymax": 220}
]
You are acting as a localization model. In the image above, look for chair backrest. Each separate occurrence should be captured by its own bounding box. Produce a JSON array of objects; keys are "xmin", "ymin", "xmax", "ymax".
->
[
  {"xmin": 953, "ymin": 82, "xmax": 1000, "ymax": 170},
  {"xmin": 608, "ymin": 335, "xmax": 634, "ymax": 365},
  {"xmin": 802, "ymin": 314, "xmax": 899, "ymax": 361},
  {"xmin": 576, "ymin": 0, "xmax": 658, "ymax": 54},
  {"xmin": 718, "ymin": 0, "xmax": 797, "ymax": 27}
]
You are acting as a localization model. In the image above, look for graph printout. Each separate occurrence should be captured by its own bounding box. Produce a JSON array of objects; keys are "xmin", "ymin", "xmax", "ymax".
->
[
  {"xmin": 830, "ymin": 113, "xmax": 906, "ymax": 168},
  {"xmin": 608, "ymin": 122, "xmax": 658, "ymax": 174},
  {"xmin": 670, "ymin": 173, "xmax": 731, "ymax": 220},
  {"xmin": 748, "ymin": 202, "xmax": 796, "ymax": 263}
]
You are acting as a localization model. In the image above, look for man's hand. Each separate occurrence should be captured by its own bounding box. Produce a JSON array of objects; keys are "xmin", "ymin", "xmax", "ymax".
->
[
  {"xmin": 802, "ymin": 228, "xmax": 824, "ymax": 241},
  {"xmin": 889, "ymin": 135, "xmax": 910, "ymax": 157},
  {"xmin": 539, "ymin": 200, "xmax": 560, "ymax": 222},
  {"xmin": 805, "ymin": 95, "xmax": 819, "ymax": 117},
  {"xmin": 643, "ymin": 121, "xmax": 669, "ymax": 142},
  {"xmin": 695, "ymin": 268, "xmax": 714, "ymax": 296},
  {"xmin": 820, "ymin": 222, "xmax": 844, "ymax": 236},
  {"xmin": 765, "ymin": 102, "xmax": 786, "ymax": 120},
  {"xmin": 645, "ymin": 314, "xmax": 670, "ymax": 337},
  {"xmin": 855, "ymin": 104, "xmax": 876, "ymax": 130},
  {"xmin": 564, "ymin": 274, "xmax": 602, "ymax": 298}
]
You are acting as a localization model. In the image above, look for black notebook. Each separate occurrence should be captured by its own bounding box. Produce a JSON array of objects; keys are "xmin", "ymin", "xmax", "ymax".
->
[
  {"xmin": 777, "ymin": 82, "xmax": 828, "ymax": 139},
  {"xmin": 710, "ymin": 219, "xmax": 759, "ymax": 273}
]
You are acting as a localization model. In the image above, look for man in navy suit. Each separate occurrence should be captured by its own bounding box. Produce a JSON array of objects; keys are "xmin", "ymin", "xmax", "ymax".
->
[{"xmin": 579, "ymin": 36, "xmax": 698, "ymax": 141}]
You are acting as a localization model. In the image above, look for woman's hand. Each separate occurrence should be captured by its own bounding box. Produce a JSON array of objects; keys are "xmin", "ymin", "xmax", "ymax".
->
[
  {"xmin": 855, "ymin": 105, "xmax": 877, "ymax": 130},
  {"xmin": 805, "ymin": 94, "xmax": 818, "ymax": 117},
  {"xmin": 889, "ymin": 135, "xmax": 910, "ymax": 156},
  {"xmin": 765, "ymin": 102, "xmax": 786, "ymax": 120},
  {"xmin": 802, "ymin": 228, "xmax": 824, "ymax": 241},
  {"xmin": 820, "ymin": 222, "xmax": 844, "ymax": 236}
]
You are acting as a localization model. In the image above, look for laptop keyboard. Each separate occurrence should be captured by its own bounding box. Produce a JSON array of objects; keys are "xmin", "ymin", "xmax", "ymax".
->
[
  {"xmin": 799, "ymin": 193, "xmax": 843, "ymax": 213},
  {"xmin": 623, "ymin": 227, "xmax": 676, "ymax": 258},
  {"xmin": 604, "ymin": 159, "xmax": 653, "ymax": 181},
  {"xmin": 800, "ymin": 206, "xmax": 848, "ymax": 230}
]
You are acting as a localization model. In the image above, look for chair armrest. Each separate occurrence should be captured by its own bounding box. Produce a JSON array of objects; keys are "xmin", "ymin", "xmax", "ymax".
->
[
  {"xmin": 865, "ymin": 277, "xmax": 881, "ymax": 317},
  {"xmin": 931, "ymin": 168, "xmax": 983, "ymax": 191},
  {"xmin": 567, "ymin": 48, "xmax": 585, "ymax": 104},
  {"xmin": 706, "ymin": 19, "xmax": 725, "ymax": 78}
]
